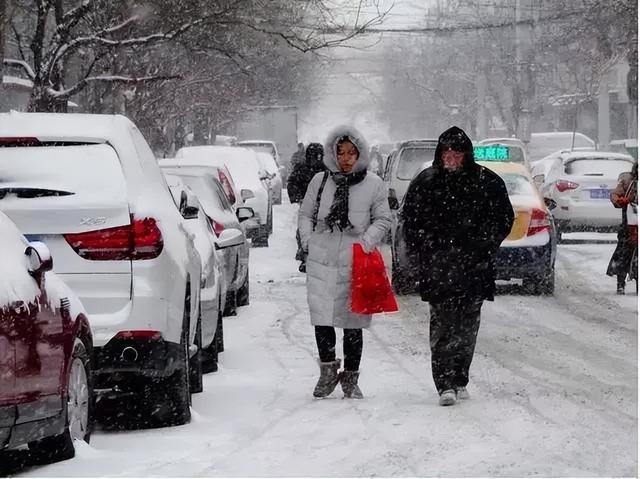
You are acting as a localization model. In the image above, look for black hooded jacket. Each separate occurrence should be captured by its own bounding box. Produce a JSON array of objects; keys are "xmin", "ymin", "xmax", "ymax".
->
[
  {"xmin": 287, "ymin": 143, "xmax": 327, "ymax": 204},
  {"xmin": 401, "ymin": 126, "xmax": 514, "ymax": 302}
]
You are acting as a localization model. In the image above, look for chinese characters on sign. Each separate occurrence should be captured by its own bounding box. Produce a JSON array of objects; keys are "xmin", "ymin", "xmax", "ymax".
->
[{"xmin": 474, "ymin": 145, "xmax": 510, "ymax": 161}]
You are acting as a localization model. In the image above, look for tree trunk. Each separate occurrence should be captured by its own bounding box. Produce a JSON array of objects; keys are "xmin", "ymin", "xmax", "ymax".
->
[{"xmin": 28, "ymin": 85, "xmax": 68, "ymax": 112}]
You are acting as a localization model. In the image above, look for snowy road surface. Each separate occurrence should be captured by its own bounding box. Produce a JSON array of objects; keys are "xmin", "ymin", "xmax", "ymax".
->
[{"xmin": 11, "ymin": 201, "xmax": 638, "ymax": 477}]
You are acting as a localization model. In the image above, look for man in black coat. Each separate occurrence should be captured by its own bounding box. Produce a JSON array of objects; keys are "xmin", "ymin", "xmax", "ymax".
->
[
  {"xmin": 402, "ymin": 126, "xmax": 514, "ymax": 406},
  {"xmin": 287, "ymin": 142, "xmax": 326, "ymax": 204}
]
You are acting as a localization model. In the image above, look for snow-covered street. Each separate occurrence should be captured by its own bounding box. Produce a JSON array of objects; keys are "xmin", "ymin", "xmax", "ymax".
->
[{"xmin": 10, "ymin": 201, "xmax": 638, "ymax": 477}]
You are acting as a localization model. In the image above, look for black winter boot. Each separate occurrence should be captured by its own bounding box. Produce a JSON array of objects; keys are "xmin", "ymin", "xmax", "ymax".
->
[
  {"xmin": 313, "ymin": 359, "xmax": 341, "ymax": 398},
  {"xmin": 617, "ymin": 278, "xmax": 626, "ymax": 295},
  {"xmin": 340, "ymin": 370, "xmax": 363, "ymax": 399}
]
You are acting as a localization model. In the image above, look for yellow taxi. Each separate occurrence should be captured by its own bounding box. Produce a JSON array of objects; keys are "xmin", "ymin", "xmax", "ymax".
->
[{"xmin": 477, "ymin": 161, "xmax": 557, "ymax": 294}]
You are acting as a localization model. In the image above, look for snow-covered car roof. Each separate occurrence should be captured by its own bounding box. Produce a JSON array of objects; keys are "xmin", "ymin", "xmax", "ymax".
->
[
  {"xmin": 0, "ymin": 111, "xmax": 136, "ymax": 144},
  {"xmin": 558, "ymin": 151, "xmax": 634, "ymax": 162},
  {"xmin": 175, "ymin": 146, "xmax": 264, "ymax": 189}
]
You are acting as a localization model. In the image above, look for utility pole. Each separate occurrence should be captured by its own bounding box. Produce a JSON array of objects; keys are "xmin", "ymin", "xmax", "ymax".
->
[{"xmin": 515, "ymin": 0, "xmax": 532, "ymax": 142}]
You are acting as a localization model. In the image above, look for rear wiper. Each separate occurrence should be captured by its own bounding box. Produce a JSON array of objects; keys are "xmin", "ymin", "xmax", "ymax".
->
[
  {"xmin": 582, "ymin": 173, "xmax": 604, "ymax": 176},
  {"xmin": 0, "ymin": 187, "xmax": 74, "ymax": 199}
]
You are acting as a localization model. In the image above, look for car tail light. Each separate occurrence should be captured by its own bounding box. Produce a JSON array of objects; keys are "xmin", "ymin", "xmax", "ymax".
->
[
  {"xmin": 527, "ymin": 208, "xmax": 551, "ymax": 236},
  {"xmin": 218, "ymin": 170, "xmax": 237, "ymax": 204},
  {"xmin": 241, "ymin": 189, "xmax": 254, "ymax": 201},
  {"xmin": 208, "ymin": 216, "xmax": 225, "ymax": 236},
  {"xmin": 115, "ymin": 330, "xmax": 162, "ymax": 340},
  {"xmin": 64, "ymin": 216, "xmax": 163, "ymax": 260},
  {"xmin": 0, "ymin": 136, "xmax": 42, "ymax": 147},
  {"xmin": 555, "ymin": 180, "xmax": 579, "ymax": 192}
]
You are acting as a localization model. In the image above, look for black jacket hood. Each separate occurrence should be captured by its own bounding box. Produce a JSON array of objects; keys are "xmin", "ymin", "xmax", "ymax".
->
[{"xmin": 433, "ymin": 126, "xmax": 476, "ymax": 173}]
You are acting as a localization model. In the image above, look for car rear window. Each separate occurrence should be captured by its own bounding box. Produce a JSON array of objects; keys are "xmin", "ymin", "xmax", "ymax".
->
[
  {"xmin": 397, "ymin": 147, "xmax": 436, "ymax": 180},
  {"xmin": 564, "ymin": 158, "xmax": 632, "ymax": 177},
  {"xmin": 499, "ymin": 173, "xmax": 536, "ymax": 196},
  {"xmin": 0, "ymin": 144, "xmax": 127, "ymax": 202}
]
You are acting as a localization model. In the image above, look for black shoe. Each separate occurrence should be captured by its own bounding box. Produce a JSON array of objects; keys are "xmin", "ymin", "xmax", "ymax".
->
[{"xmin": 617, "ymin": 283, "xmax": 625, "ymax": 295}]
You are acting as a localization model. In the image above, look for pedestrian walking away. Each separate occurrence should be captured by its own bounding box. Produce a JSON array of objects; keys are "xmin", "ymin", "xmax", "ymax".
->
[
  {"xmin": 298, "ymin": 126, "xmax": 392, "ymax": 399},
  {"xmin": 288, "ymin": 142, "xmax": 327, "ymax": 270},
  {"xmin": 402, "ymin": 126, "xmax": 514, "ymax": 406},
  {"xmin": 607, "ymin": 160, "xmax": 638, "ymax": 294}
]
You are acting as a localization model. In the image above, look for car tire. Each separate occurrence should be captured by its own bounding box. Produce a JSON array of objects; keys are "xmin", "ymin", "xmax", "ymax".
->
[
  {"xmin": 28, "ymin": 338, "xmax": 92, "ymax": 463},
  {"xmin": 215, "ymin": 315, "xmax": 224, "ymax": 353},
  {"xmin": 189, "ymin": 310, "xmax": 204, "ymax": 394},
  {"xmin": 202, "ymin": 314, "xmax": 220, "ymax": 374},
  {"xmin": 149, "ymin": 293, "xmax": 192, "ymax": 427},
  {"xmin": 253, "ymin": 226, "xmax": 269, "ymax": 247},
  {"xmin": 236, "ymin": 266, "xmax": 250, "ymax": 307}
]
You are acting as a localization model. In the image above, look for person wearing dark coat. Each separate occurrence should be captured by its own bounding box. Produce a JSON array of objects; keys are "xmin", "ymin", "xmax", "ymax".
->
[
  {"xmin": 606, "ymin": 161, "xmax": 638, "ymax": 294},
  {"xmin": 402, "ymin": 126, "xmax": 514, "ymax": 406},
  {"xmin": 288, "ymin": 143, "xmax": 328, "ymax": 268},
  {"xmin": 287, "ymin": 143, "xmax": 326, "ymax": 204}
]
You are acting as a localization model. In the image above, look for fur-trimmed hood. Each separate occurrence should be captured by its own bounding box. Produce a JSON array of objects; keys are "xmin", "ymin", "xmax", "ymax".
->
[{"xmin": 323, "ymin": 125, "xmax": 370, "ymax": 173}]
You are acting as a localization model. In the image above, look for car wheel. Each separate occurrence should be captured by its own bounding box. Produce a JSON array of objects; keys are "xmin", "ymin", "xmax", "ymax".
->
[
  {"xmin": 189, "ymin": 310, "xmax": 204, "ymax": 394},
  {"xmin": 236, "ymin": 266, "xmax": 250, "ymax": 307},
  {"xmin": 202, "ymin": 313, "xmax": 220, "ymax": 374},
  {"xmin": 28, "ymin": 339, "xmax": 92, "ymax": 462},
  {"xmin": 253, "ymin": 226, "xmax": 269, "ymax": 247},
  {"xmin": 215, "ymin": 315, "xmax": 224, "ymax": 353},
  {"xmin": 148, "ymin": 293, "xmax": 192, "ymax": 427}
]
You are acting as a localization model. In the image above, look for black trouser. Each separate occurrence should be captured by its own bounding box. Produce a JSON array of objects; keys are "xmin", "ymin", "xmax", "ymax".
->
[
  {"xmin": 315, "ymin": 326, "xmax": 363, "ymax": 371},
  {"xmin": 429, "ymin": 297, "xmax": 483, "ymax": 394}
]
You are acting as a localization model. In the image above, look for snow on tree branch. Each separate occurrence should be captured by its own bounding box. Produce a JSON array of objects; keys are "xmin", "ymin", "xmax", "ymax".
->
[{"xmin": 2, "ymin": 58, "xmax": 36, "ymax": 80}]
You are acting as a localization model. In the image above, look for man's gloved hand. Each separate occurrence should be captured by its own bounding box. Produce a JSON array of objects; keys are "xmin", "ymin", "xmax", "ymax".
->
[{"xmin": 617, "ymin": 196, "xmax": 630, "ymax": 207}]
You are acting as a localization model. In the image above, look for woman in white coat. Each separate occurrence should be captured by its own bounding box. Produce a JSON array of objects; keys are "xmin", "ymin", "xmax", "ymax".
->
[{"xmin": 298, "ymin": 126, "xmax": 392, "ymax": 399}]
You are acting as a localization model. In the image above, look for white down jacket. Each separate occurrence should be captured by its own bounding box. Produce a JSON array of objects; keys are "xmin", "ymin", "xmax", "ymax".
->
[{"xmin": 298, "ymin": 126, "xmax": 392, "ymax": 328}]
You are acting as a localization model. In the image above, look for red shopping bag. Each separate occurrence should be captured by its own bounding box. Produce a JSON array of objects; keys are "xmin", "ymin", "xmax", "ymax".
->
[{"xmin": 351, "ymin": 243, "xmax": 399, "ymax": 314}]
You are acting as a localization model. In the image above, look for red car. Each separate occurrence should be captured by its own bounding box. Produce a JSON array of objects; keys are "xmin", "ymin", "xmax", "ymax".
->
[{"xmin": 0, "ymin": 211, "xmax": 93, "ymax": 463}]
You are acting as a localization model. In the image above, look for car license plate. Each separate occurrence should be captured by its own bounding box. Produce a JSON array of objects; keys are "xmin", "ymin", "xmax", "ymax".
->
[{"xmin": 590, "ymin": 189, "xmax": 610, "ymax": 199}]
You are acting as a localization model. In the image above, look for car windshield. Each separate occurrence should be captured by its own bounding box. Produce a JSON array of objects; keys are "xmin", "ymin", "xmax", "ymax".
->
[
  {"xmin": 564, "ymin": 158, "xmax": 632, "ymax": 177},
  {"xmin": 499, "ymin": 173, "xmax": 536, "ymax": 197},
  {"xmin": 397, "ymin": 147, "xmax": 436, "ymax": 180}
]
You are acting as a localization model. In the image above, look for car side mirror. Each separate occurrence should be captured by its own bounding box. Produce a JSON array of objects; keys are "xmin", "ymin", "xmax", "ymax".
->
[
  {"xmin": 215, "ymin": 228, "xmax": 245, "ymax": 249},
  {"xmin": 544, "ymin": 197, "xmax": 557, "ymax": 210},
  {"xmin": 236, "ymin": 206, "xmax": 255, "ymax": 222},
  {"xmin": 25, "ymin": 241, "xmax": 53, "ymax": 279},
  {"xmin": 388, "ymin": 188, "xmax": 400, "ymax": 210},
  {"xmin": 181, "ymin": 192, "xmax": 200, "ymax": 220}
]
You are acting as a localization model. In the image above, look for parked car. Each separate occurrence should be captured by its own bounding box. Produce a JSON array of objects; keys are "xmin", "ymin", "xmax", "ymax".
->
[
  {"xmin": 255, "ymin": 151, "xmax": 284, "ymax": 205},
  {"xmin": 0, "ymin": 112, "xmax": 203, "ymax": 427},
  {"xmin": 390, "ymin": 162, "xmax": 557, "ymax": 296},
  {"xmin": 528, "ymin": 131, "xmax": 596, "ymax": 163},
  {"xmin": 0, "ymin": 211, "xmax": 93, "ymax": 462},
  {"xmin": 383, "ymin": 139, "xmax": 438, "ymax": 209},
  {"xmin": 235, "ymin": 140, "xmax": 286, "ymax": 187},
  {"xmin": 160, "ymin": 161, "xmax": 252, "ymax": 316},
  {"xmin": 539, "ymin": 150, "xmax": 635, "ymax": 240},
  {"xmin": 530, "ymin": 147, "xmax": 596, "ymax": 189},
  {"xmin": 163, "ymin": 174, "xmax": 247, "ymax": 372},
  {"xmin": 476, "ymin": 137, "xmax": 530, "ymax": 170},
  {"xmin": 175, "ymin": 145, "xmax": 272, "ymax": 247}
]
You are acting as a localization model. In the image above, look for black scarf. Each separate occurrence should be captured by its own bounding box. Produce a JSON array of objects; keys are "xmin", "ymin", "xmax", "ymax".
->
[{"xmin": 325, "ymin": 169, "xmax": 367, "ymax": 232}]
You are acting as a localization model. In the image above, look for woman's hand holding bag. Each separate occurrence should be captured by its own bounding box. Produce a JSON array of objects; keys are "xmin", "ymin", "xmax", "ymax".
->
[{"xmin": 351, "ymin": 243, "xmax": 399, "ymax": 314}]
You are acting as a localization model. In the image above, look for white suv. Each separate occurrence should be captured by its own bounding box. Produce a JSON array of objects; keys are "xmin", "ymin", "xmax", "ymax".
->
[{"xmin": 0, "ymin": 112, "xmax": 203, "ymax": 427}]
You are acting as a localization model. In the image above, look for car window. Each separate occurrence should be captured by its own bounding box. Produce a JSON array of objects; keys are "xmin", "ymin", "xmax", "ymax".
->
[
  {"xmin": 210, "ymin": 178, "xmax": 233, "ymax": 211},
  {"xmin": 564, "ymin": 158, "xmax": 633, "ymax": 177},
  {"xmin": 396, "ymin": 147, "xmax": 436, "ymax": 180},
  {"xmin": 499, "ymin": 173, "xmax": 536, "ymax": 196}
]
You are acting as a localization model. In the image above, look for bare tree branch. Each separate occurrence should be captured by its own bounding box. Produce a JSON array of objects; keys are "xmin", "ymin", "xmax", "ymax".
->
[{"xmin": 3, "ymin": 57, "xmax": 36, "ymax": 79}]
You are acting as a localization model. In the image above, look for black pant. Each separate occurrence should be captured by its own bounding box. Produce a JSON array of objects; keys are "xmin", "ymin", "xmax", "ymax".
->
[
  {"xmin": 315, "ymin": 326, "xmax": 363, "ymax": 371},
  {"xmin": 429, "ymin": 297, "xmax": 483, "ymax": 394}
]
